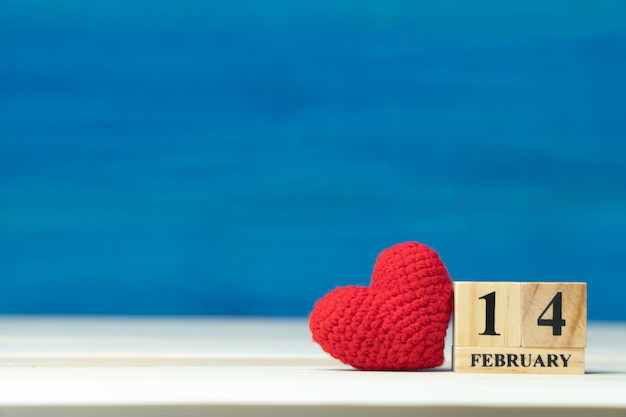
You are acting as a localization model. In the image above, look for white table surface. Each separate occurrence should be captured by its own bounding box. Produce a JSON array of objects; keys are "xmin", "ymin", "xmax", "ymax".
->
[{"xmin": 0, "ymin": 317, "xmax": 625, "ymax": 416}]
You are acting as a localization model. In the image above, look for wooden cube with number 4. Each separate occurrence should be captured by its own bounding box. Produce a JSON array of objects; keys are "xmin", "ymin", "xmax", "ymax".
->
[
  {"xmin": 522, "ymin": 282, "xmax": 586, "ymax": 348},
  {"xmin": 453, "ymin": 282, "xmax": 586, "ymax": 374}
]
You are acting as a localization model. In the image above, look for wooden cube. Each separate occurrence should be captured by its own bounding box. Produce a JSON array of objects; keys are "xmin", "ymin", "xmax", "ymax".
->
[
  {"xmin": 453, "ymin": 282, "xmax": 521, "ymax": 347},
  {"xmin": 453, "ymin": 281, "xmax": 587, "ymax": 374},
  {"xmin": 521, "ymin": 282, "xmax": 587, "ymax": 348}
]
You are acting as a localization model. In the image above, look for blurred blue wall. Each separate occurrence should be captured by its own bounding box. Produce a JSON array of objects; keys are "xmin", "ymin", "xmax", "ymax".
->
[{"xmin": 1, "ymin": 1, "xmax": 625, "ymax": 320}]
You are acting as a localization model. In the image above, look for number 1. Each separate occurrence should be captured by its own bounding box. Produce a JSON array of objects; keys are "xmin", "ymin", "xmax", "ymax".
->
[{"xmin": 479, "ymin": 291, "xmax": 500, "ymax": 336}]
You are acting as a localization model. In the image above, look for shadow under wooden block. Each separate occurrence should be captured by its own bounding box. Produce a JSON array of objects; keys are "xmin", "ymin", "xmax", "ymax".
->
[
  {"xmin": 454, "ymin": 282, "xmax": 521, "ymax": 347},
  {"xmin": 453, "ymin": 346, "xmax": 585, "ymax": 374},
  {"xmin": 522, "ymin": 282, "xmax": 587, "ymax": 348}
]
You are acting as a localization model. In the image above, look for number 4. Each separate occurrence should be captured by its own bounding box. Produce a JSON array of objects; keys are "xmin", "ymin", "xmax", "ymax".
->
[{"xmin": 537, "ymin": 292, "xmax": 566, "ymax": 336}]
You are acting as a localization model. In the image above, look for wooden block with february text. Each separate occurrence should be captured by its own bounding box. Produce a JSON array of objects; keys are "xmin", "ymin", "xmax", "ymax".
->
[
  {"xmin": 521, "ymin": 282, "xmax": 587, "ymax": 348},
  {"xmin": 453, "ymin": 346, "xmax": 585, "ymax": 374},
  {"xmin": 453, "ymin": 282, "xmax": 522, "ymax": 347}
]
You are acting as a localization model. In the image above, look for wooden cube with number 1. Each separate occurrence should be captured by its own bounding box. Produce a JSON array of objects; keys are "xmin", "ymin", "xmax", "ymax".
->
[{"xmin": 452, "ymin": 281, "xmax": 586, "ymax": 374}]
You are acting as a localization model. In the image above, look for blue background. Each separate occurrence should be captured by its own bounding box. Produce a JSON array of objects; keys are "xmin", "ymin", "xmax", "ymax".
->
[{"xmin": 1, "ymin": 1, "xmax": 625, "ymax": 320}]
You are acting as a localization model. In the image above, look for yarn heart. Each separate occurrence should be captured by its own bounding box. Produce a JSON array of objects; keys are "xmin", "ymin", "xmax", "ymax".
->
[{"xmin": 309, "ymin": 242, "xmax": 453, "ymax": 370}]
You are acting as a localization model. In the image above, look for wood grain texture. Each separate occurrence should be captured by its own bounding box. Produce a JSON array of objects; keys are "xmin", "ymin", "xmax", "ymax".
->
[
  {"xmin": 522, "ymin": 282, "xmax": 587, "ymax": 348},
  {"xmin": 453, "ymin": 346, "xmax": 584, "ymax": 374},
  {"xmin": 0, "ymin": 318, "xmax": 624, "ymax": 415},
  {"xmin": 453, "ymin": 282, "xmax": 521, "ymax": 347},
  {"xmin": 1, "ymin": 405, "xmax": 625, "ymax": 417}
]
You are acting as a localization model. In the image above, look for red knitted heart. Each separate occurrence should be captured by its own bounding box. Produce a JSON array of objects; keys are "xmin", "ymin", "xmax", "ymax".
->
[{"xmin": 309, "ymin": 242, "xmax": 453, "ymax": 370}]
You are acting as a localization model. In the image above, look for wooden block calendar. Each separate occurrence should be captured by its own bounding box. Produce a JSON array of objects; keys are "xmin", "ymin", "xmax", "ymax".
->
[{"xmin": 453, "ymin": 282, "xmax": 587, "ymax": 374}]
